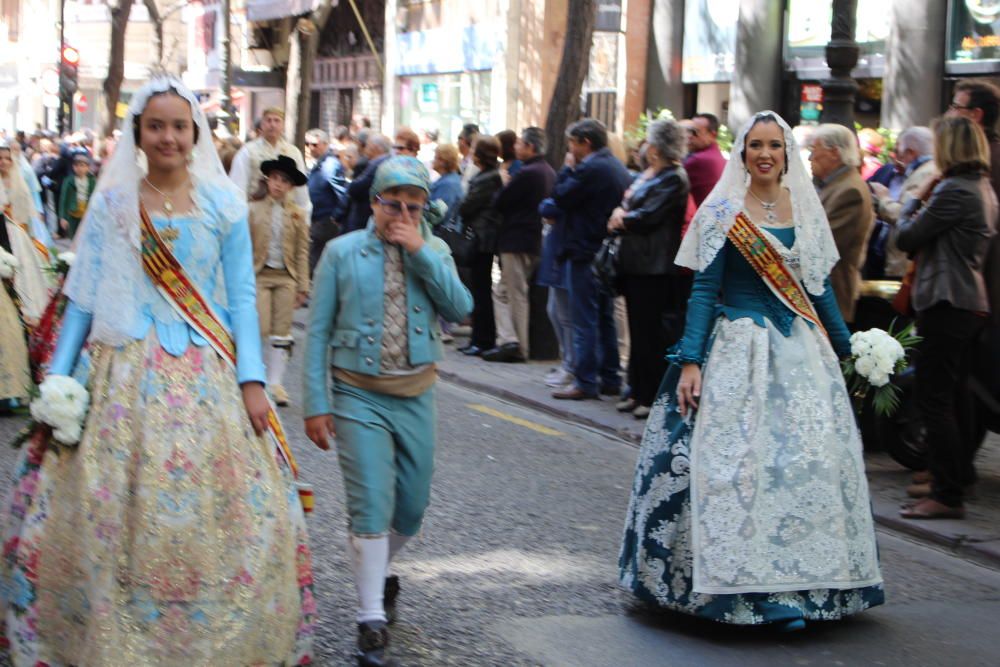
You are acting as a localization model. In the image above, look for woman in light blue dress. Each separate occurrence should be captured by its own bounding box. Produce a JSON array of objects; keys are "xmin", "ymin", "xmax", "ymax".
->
[{"xmin": 619, "ymin": 112, "xmax": 884, "ymax": 629}]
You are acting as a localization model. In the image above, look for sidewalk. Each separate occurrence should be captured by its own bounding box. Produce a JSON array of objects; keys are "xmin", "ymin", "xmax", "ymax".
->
[{"xmin": 438, "ymin": 338, "xmax": 1000, "ymax": 569}]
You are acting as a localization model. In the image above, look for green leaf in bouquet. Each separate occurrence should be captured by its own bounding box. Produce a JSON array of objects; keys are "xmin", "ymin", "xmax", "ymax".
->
[{"xmin": 872, "ymin": 383, "xmax": 902, "ymax": 418}]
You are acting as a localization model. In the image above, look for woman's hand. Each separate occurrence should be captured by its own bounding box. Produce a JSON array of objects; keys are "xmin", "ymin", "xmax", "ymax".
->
[
  {"xmin": 295, "ymin": 291, "xmax": 309, "ymax": 308},
  {"xmin": 677, "ymin": 363, "xmax": 702, "ymax": 417},
  {"xmin": 241, "ymin": 382, "xmax": 270, "ymax": 435},
  {"xmin": 305, "ymin": 414, "xmax": 335, "ymax": 451}
]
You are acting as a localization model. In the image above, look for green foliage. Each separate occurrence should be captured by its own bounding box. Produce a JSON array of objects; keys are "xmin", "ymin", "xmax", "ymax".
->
[
  {"xmin": 626, "ymin": 107, "xmax": 675, "ymax": 145},
  {"xmin": 717, "ymin": 124, "xmax": 735, "ymax": 155}
]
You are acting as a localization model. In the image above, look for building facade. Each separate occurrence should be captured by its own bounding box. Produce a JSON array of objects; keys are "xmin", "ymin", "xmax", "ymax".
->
[{"xmin": 646, "ymin": 0, "xmax": 1000, "ymax": 133}]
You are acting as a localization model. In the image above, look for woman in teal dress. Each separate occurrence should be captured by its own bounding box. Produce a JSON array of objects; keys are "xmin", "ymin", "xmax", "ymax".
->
[{"xmin": 619, "ymin": 112, "xmax": 884, "ymax": 629}]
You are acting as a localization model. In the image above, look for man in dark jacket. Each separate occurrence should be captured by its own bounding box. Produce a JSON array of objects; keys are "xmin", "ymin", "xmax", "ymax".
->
[
  {"xmin": 305, "ymin": 128, "xmax": 348, "ymax": 273},
  {"xmin": 548, "ymin": 119, "xmax": 631, "ymax": 399},
  {"xmin": 344, "ymin": 134, "xmax": 392, "ymax": 233},
  {"xmin": 483, "ymin": 127, "xmax": 556, "ymax": 362}
]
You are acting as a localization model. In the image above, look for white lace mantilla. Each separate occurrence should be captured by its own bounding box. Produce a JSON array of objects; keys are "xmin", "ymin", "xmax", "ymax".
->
[{"xmin": 688, "ymin": 316, "xmax": 882, "ymax": 594}]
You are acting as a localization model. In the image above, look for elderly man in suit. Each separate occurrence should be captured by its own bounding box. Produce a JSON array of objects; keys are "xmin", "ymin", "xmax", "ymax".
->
[
  {"xmin": 869, "ymin": 126, "xmax": 937, "ymax": 279},
  {"xmin": 810, "ymin": 124, "xmax": 875, "ymax": 324}
]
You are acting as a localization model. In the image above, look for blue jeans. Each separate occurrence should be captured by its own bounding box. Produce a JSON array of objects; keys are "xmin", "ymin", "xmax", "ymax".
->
[
  {"xmin": 547, "ymin": 286, "xmax": 574, "ymax": 373},
  {"xmin": 566, "ymin": 259, "xmax": 620, "ymax": 395}
]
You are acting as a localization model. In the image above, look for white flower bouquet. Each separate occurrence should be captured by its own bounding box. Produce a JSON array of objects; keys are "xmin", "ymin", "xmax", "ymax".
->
[
  {"xmin": 0, "ymin": 247, "xmax": 19, "ymax": 279},
  {"xmin": 29, "ymin": 375, "xmax": 90, "ymax": 446},
  {"xmin": 841, "ymin": 323, "xmax": 921, "ymax": 417},
  {"xmin": 45, "ymin": 250, "xmax": 76, "ymax": 278}
]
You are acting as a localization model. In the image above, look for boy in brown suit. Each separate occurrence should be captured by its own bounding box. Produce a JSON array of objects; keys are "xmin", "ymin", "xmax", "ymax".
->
[{"xmin": 250, "ymin": 155, "xmax": 310, "ymax": 405}]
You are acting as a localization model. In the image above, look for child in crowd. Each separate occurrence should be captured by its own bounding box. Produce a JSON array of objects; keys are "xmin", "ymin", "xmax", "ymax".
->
[
  {"xmin": 249, "ymin": 154, "xmax": 310, "ymax": 406},
  {"xmin": 58, "ymin": 151, "xmax": 96, "ymax": 239}
]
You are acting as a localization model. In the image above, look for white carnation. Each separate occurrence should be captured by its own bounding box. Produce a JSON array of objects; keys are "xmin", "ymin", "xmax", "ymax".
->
[
  {"xmin": 869, "ymin": 371, "xmax": 891, "ymax": 388},
  {"xmin": 30, "ymin": 375, "xmax": 89, "ymax": 446},
  {"xmin": 57, "ymin": 251, "xmax": 76, "ymax": 266},
  {"xmin": 854, "ymin": 356, "xmax": 876, "ymax": 376}
]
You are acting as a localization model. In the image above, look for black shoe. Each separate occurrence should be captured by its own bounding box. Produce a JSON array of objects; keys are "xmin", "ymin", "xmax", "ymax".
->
[
  {"xmin": 599, "ymin": 385, "xmax": 622, "ymax": 397},
  {"xmin": 357, "ymin": 621, "xmax": 397, "ymax": 666},
  {"xmin": 482, "ymin": 342, "xmax": 526, "ymax": 363},
  {"xmin": 384, "ymin": 575, "xmax": 400, "ymax": 624},
  {"xmin": 460, "ymin": 344, "xmax": 485, "ymax": 356}
]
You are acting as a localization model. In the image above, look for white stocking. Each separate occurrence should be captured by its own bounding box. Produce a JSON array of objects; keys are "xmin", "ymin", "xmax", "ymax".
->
[
  {"xmin": 267, "ymin": 340, "xmax": 291, "ymax": 388},
  {"xmin": 348, "ymin": 534, "xmax": 389, "ymax": 624}
]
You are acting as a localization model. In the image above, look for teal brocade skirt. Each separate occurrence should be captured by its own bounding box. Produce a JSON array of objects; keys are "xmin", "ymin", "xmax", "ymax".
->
[{"xmin": 618, "ymin": 362, "xmax": 885, "ymax": 625}]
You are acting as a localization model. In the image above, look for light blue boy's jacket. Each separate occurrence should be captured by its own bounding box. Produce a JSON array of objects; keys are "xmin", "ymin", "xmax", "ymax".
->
[{"xmin": 303, "ymin": 221, "xmax": 473, "ymax": 418}]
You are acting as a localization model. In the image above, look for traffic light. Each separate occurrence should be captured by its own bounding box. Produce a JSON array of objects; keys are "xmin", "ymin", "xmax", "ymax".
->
[{"xmin": 59, "ymin": 45, "xmax": 79, "ymax": 108}]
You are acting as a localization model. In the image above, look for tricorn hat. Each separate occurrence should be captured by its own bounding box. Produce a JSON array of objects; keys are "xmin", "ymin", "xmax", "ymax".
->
[{"xmin": 260, "ymin": 154, "xmax": 307, "ymax": 186}]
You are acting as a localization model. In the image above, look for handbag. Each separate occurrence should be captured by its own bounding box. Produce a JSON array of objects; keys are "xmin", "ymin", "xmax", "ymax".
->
[
  {"xmin": 591, "ymin": 234, "xmax": 622, "ymax": 295},
  {"xmin": 892, "ymin": 260, "xmax": 916, "ymax": 317},
  {"xmin": 434, "ymin": 218, "xmax": 477, "ymax": 267}
]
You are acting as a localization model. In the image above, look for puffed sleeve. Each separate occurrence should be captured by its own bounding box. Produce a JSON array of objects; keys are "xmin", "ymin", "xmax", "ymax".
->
[
  {"xmin": 220, "ymin": 213, "xmax": 266, "ymax": 384},
  {"xmin": 674, "ymin": 248, "xmax": 725, "ymax": 364},
  {"xmin": 810, "ymin": 277, "xmax": 853, "ymax": 358},
  {"xmin": 303, "ymin": 244, "xmax": 338, "ymax": 417},
  {"xmin": 47, "ymin": 300, "xmax": 92, "ymax": 377}
]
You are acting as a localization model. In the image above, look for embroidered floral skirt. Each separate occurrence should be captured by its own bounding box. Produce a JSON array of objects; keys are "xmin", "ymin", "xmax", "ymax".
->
[
  {"xmin": 619, "ymin": 317, "xmax": 885, "ymax": 624},
  {"xmin": 0, "ymin": 334, "xmax": 316, "ymax": 665},
  {"xmin": 0, "ymin": 285, "xmax": 30, "ymax": 401}
]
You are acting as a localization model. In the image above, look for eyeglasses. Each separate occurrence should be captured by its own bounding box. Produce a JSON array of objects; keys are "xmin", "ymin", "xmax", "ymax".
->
[
  {"xmin": 304, "ymin": 141, "xmax": 318, "ymax": 146},
  {"xmin": 949, "ymin": 103, "xmax": 975, "ymax": 111},
  {"xmin": 376, "ymin": 195, "xmax": 425, "ymax": 217}
]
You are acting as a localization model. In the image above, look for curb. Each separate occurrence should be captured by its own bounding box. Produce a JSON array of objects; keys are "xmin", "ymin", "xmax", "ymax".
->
[
  {"xmin": 437, "ymin": 369, "xmax": 644, "ymax": 445},
  {"xmin": 872, "ymin": 514, "xmax": 1000, "ymax": 570},
  {"xmin": 439, "ymin": 368, "xmax": 1000, "ymax": 571}
]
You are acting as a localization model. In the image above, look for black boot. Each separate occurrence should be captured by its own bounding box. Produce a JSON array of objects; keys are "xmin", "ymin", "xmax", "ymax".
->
[
  {"xmin": 384, "ymin": 575, "xmax": 400, "ymax": 624},
  {"xmin": 357, "ymin": 621, "xmax": 397, "ymax": 666}
]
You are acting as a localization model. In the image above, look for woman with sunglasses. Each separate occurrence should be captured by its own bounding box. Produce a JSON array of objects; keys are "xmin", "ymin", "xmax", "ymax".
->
[{"xmin": 304, "ymin": 156, "xmax": 472, "ymax": 666}]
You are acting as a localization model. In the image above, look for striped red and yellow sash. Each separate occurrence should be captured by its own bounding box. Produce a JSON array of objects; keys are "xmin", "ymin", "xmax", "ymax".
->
[
  {"xmin": 726, "ymin": 212, "xmax": 826, "ymax": 336},
  {"xmin": 139, "ymin": 205, "xmax": 299, "ymax": 478}
]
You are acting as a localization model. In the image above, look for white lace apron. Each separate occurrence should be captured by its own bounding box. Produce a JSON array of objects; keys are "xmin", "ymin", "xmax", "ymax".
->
[{"xmin": 688, "ymin": 231, "xmax": 882, "ymax": 594}]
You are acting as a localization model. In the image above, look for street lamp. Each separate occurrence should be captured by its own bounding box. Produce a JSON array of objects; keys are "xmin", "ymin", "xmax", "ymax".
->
[{"xmin": 821, "ymin": 0, "xmax": 860, "ymax": 129}]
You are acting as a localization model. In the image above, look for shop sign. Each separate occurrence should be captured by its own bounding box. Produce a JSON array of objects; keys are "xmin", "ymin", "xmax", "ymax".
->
[
  {"xmin": 682, "ymin": 0, "xmax": 738, "ymax": 83},
  {"xmin": 800, "ymin": 84, "xmax": 824, "ymax": 124},
  {"xmin": 786, "ymin": 0, "xmax": 890, "ymax": 50},
  {"xmin": 947, "ymin": 0, "xmax": 1000, "ymax": 69},
  {"xmin": 419, "ymin": 83, "xmax": 439, "ymax": 112},
  {"xmin": 396, "ymin": 24, "xmax": 499, "ymax": 76}
]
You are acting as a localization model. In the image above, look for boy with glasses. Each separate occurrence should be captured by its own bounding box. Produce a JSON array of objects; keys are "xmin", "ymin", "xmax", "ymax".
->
[{"xmin": 303, "ymin": 156, "xmax": 472, "ymax": 667}]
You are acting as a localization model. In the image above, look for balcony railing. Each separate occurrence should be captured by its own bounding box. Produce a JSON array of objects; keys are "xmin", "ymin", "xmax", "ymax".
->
[{"xmin": 312, "ymin": 54, "xmax": 382, "ymax": 90}]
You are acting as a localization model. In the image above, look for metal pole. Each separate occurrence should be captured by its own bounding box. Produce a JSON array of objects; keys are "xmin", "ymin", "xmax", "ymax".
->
[
  {"xmin": 821, "ymin": 0, "xmax": 860, "ymax": 129},
  {"xmin": 219, "ymin": 0, "xmax": 233, "ymax": 119},
  {"xmin": 57, "ymin": 0, "xmax": 65, "ymax": 135}
]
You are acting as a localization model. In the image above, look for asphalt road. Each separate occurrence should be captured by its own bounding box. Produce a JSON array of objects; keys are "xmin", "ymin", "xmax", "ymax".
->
[{"xmin": 1, "ymin": 344, "xmax": 999, "ymax": 666}]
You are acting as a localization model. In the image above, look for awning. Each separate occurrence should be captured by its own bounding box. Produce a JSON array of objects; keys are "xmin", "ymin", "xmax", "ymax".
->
[{"xmin": 246, "ymin": 0, "xmax": 323, "ymax": 22}]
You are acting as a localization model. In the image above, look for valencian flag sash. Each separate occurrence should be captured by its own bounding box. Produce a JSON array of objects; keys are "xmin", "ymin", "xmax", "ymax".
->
[
  {"xmin": 138, "ymin": 205, "xmax": 303, "ymax": 484},
  {"xmin": 725, "ymin": 212, "xmax": 827, "ymax": 337}
]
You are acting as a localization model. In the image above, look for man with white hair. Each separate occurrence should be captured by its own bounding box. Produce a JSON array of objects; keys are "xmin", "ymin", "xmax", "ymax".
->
[
  {"xmin": 304, "ymin": 128, "xmax": 348, "ymax": 273},
  {"xmin": 869, "ymin": 126, "xmax": 936, "ymax": 278},
  {"xmin": 810, "ymin": 123, "xmax": 875, "ymax": 323}
]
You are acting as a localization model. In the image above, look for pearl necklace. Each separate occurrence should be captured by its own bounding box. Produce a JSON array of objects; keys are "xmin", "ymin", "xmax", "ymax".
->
[{"xmin": 747, "ymin": 188, "xmax": 780, "ymax": 224}]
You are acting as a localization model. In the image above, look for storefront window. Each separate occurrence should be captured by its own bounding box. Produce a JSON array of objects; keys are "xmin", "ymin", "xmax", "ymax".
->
[
  {"xmin": 397, "ymin": 71, "xmax": 492, "ymax": 141},
  {"xmin": 947, "ymin": 0, "xmax": 1000, "ymax": 72}
]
